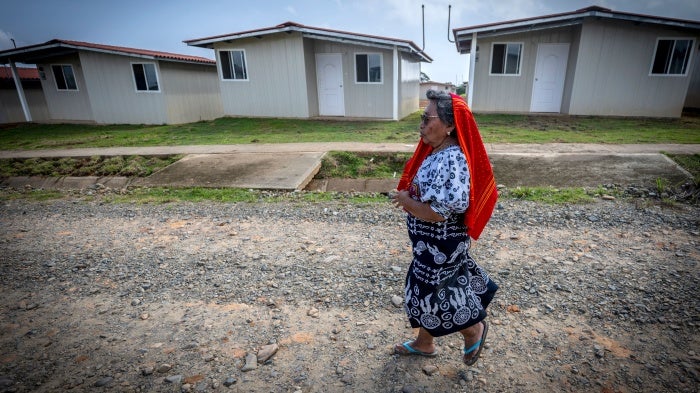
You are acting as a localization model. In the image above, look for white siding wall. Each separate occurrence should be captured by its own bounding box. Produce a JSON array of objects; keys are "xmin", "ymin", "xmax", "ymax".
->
[
  {"xmin": 216, "ymin": 33, "xmax": 309, "ymax": 118},
  {"xmin": 38, "ymin": 54, "xmax": 94, "ymax": 122},
  {"xmin": 569, "ymin": 20, "xmax": 696, "ymax": 117},
  {"xmin": 685, "ymin": 49, "xmax": 700, "ymax": 109},
  {"xmin": 399, "ymin": 54, "xmax": 420, "ymax": 119},
  {"xmin": 161, "ymin": 62, "xmax": 223, "ymax": 124},
  {"xmin": 79, "ymin": 51, "xmax": 167, "ymax": 124},
  {"xmin": 471, "ymin": 26, "xmax": 576, "ymax": 113},
  {"xmin": 313, "ymin": 40, "xmax": 394, "ymax": 118},
  {"xmin": 560, "ymin": 26, "xmax": 582, "ymax": 113},
  {"xmin": 0, "ymin": 85, "xmax": 50, "ymax": 124},
  {"xmin": 214, "ymin": 34, "xmax": 418, "ymax": 119},
  {"xmin": 303, "ymin": 39, "xmax": 319, "ymax": 117},
  {"xmin": 314, "ymin": 40, "xmax": 394, "ymax": 119}
]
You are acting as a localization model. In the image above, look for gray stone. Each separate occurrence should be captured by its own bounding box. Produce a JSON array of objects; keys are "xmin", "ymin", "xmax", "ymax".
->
[
  {"xmin": 241, "ymin": 353, "xmax": 258, "ymax": 372},
  {"xmin": 257, "ymin": 343, "xmax": 279, "ymax": 363},
  {"xmin": 94, "ymin": 376, "xmax": 113, "ymax": 387}
]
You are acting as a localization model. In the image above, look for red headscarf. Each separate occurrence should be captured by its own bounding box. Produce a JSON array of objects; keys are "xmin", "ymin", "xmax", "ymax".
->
[{"xmin": 397, "ymin": 93, "xmax": 497, "ymax": 240}]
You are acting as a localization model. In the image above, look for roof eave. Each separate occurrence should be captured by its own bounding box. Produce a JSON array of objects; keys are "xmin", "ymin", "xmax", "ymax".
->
[
  {"xmin": 186, "ymin": 24, "xmax": 431, "ymax": 62},
  {"xmin": 300, "ymin": 32, "xmax": 430, "ymax": 62},
  {"xmin": 62, "ymin": 44, "xmax": 215, "ymax": 65},
  {"xmin": 0, "ymin": 41, "xmax": 215, "ymax": 66},
  {"xmin": 453, "ymin": 9, "xmax": 700, "ymax": 54},
  {"xmin": 454, "ymin": 9, "xmax": 700, "ymax": 40},
  {"xmin": 454, "ymin": 18, "xmax": 584, "ymax": 54},
  {"xmin": 185, "ymin": 26, "xmax": 295, "ymax": 48}
]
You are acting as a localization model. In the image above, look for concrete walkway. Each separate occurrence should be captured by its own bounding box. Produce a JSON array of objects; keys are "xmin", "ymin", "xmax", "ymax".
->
[{"xmin": 1, "ymin": 143, "xmax": 698, "ymax": 192}]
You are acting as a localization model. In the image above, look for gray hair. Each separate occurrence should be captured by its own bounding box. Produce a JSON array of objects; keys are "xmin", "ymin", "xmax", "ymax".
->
[{"xmin": 426, "ymin": 89, "xmax": 454, "ymax": 128}]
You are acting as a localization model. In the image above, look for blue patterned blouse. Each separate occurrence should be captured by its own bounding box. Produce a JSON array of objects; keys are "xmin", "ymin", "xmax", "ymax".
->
[{"xmin": 412, "ymin": 145, "xmax": 470, "ymax": 219}]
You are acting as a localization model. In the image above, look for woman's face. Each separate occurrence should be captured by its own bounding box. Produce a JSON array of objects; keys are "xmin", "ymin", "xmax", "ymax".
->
[{"xmin": 420, "ymin": 102, "xmax": 452, "ymax": 148}]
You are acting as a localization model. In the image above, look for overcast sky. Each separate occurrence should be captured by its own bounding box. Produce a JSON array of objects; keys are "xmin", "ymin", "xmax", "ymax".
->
[{"xmin": 1, "ymin": 0, "xmax": 699, "ymax": 84}]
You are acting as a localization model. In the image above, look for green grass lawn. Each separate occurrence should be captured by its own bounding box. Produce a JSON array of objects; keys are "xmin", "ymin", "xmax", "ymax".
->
[
  {"xmin": 1, "ymin": 113, "xmax": 698, "ymax": 205},
  {"xmin": 1, "ymin": 112, "xmax": 699, "ymax": 150}
]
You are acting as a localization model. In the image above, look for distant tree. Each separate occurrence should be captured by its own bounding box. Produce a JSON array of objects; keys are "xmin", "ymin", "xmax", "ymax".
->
[
  {"xmin": 420, "ymin": 72, "xmax": 430, "ymax": 82},
  {"xmin": 456, "ymin": 83, "xmax": 466, "ymax": 95}
]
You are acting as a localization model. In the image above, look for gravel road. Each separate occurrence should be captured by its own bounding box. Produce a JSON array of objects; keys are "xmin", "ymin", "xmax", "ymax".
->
[{"xmin": 0, "ymin": 193, "xmax": 698, "ymax": 392}]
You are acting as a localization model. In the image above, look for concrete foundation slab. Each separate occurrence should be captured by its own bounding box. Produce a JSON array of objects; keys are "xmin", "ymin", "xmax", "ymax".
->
[{"xmin": 132, "ymin": 152, "xmax": 324, "ymax": 190}]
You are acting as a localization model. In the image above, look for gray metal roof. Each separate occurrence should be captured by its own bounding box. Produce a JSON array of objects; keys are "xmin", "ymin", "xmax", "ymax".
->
[
  {"xmin": 186, "ymin": 21, "xmax": 432, "ymax": 63},
  {"xmin": 0, "ymin": 39, "xmax": 215, "ymax": 66},
  {"xmin": 453, "ymin": 6, "xmax": 700, "ymax": 54}
]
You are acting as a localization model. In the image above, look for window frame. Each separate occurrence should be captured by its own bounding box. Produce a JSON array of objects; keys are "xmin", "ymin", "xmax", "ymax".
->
[
  {"xmin": 354, "ymin": 52, "xmax": 383, "ymax": 84},
  {"xmin": 219, "ymin": 49, "xmax": 249, "ymax": 81},
  {"xmin": 649, "ymin": 37, "xmax": 695, "ymax": 77},
  {"xmin": 131, "ymin": 62, "xmax": 161, "ymax": 92},
  {"xmin": 489, "ymin": 42, "xmax": 523, "ymax": 76},
  {"xmin": 51, "ymin": 64, "xmax": 78, "ymax": 91}
]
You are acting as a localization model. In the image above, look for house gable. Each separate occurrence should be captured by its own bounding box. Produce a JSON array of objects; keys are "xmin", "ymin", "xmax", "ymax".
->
[
  {"xmin": 0, "ymin": 39, "xmax": 221, "ymax": 124},
  {"xmin": 213, "ymin": 32, "xmax": 310, "ymax": 118},
  {"xmin": 187, "ymin": 21, "xmax": 431, "ymax": 120},
  {"xmin": 453, "ymin": 6, "xmax": 700, "ymax": 117}
]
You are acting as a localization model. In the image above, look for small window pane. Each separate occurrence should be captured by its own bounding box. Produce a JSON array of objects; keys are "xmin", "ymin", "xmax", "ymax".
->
[
  {"xmin": 369, "ymin": 54, "xmax": 381, "ymax": 82},
  {"xmin": 505, "ymin": 44, "xmax": 521, "ymax": 74},
  {"xmin": 62, "ymin": 65, "xmax": 77, "ymax": 89},
  {"xmin": 356, "ymin": 54, "xmax": 368, "ymax": 82},
  {"xmin": 652, "ymin": 40, "xmax": 673, "ymax": 74},
  {"xmin": 144, "ymin": 64, "xmax": 159, "ymax": 90},
  {"xmin": 220, "ymin": 51, "xmax": 233, "ymax": 79},
  {"xmin": 491, "ymin": 44, "xmax": 505, "ymax": 74},
  {"xmin": 670, "ymin": 39, "xmax": 691, "ymax": 74},
  {"xmin": 133, "ymin": 64, "xmax": 147, "ymax": 90},
  {"xmin": 232, "ymin": 51, "xmax": 247, "ymax": 79},
  {"xmin": 52, "ymin": 65, "xmax": 67, "ymax": 90}
]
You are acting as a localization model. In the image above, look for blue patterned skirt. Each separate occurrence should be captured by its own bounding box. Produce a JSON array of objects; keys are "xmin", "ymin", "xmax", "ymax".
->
[{"xmin": 403, "ymin": 214, "xmax": 498, "ymax": 337}]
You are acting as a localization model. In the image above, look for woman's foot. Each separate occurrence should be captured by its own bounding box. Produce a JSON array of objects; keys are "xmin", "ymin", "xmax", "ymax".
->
[
  {"xmin": 462, "ymin": 320, "xmax": 488, "ymax": 365},
  {"xmin": 393, "ymin": 340, "xmax": 438, "ymax": 357}
]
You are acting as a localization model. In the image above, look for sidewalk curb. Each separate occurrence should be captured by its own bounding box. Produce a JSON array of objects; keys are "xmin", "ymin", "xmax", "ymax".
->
[{"xmin": 1, "ymin": 176, "xmax": 131, "ymax": 190}]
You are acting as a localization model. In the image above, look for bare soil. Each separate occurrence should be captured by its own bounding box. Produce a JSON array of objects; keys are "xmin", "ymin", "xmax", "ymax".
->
[{"xmin": 0, "ymin": 196, "xmax": 698, "ymax": 392}]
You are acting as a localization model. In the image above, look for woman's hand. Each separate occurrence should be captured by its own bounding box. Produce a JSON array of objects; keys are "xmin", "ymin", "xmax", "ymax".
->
[
  {"xmin": 391, "ymin": 190, "xmax": 445, "ymax": 223},
  {"xmin": 390, "ymin": 190, "xmax": 411, "ymax": 210}
]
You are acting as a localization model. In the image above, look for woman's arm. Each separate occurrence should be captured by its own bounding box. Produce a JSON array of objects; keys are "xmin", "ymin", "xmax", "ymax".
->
[{"xmin": 392, "ymin": 190, "xmax": 446, "ymax": 222}]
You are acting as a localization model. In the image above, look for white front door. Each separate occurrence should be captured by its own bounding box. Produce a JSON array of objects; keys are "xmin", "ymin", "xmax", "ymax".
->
[
  {"xmin": 530, "ymin": 43, "xmax": 569, "ymax": 113},
  {"xmin": 316, "ymin": 53, "xmax": 345, "ymax": 116}
]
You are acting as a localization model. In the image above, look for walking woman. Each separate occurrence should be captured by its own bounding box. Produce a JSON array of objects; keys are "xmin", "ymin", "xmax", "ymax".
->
[{"xmin": 391, "ymin": 89, "xmax": 498, "ymax": 365}]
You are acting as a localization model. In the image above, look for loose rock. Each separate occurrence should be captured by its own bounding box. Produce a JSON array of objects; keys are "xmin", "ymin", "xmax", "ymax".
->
[{"xmin": 0, "ymin": 196, "xmax": 696, "ymax": 393}]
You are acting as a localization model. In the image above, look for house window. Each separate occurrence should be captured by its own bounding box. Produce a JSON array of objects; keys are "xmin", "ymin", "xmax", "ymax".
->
[
  {"xmin": 490, "ymin": 43, "xmax": 522, "ymax": 75},
  {"xmin": 355, "ymin": 53, "xmax": 382, "ymax": 83},
  {"xmin": 220, "ymin": 50, "xmax": 248, "ymax": 80},
  {"xmin": 132, "ymin": 63, "xmax": 160, "ymax": 91},
  {"xmin": 51, "ymin": 64, "xmax": 78, "ymax": 90},
  {"xmin": 651, "ymin": 38, "xmax": 694, "ymax": 75}
]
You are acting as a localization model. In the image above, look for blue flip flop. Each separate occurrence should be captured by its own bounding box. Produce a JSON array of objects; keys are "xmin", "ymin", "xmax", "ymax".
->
[
  {"xmin": 394, "ymin": 341, "xmax": 438, "ymax": 357},
  {"xmin": 463, "ymin": 320, "xmax": 488, "ymax": 366}
]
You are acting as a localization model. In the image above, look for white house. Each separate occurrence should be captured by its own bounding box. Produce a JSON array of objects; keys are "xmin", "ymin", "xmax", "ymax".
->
[
  {"xmin": 0, "ymin": 66, "xmax": 49, "ymax": 124},
  {"xmin": 185, "ymin": 21, "xmax": 432, "ymax": 120},
  {"xmin": 419, "ymin": 81, "xmax": 457, "ymax": 108},
  {"xmin": 0, "ymin": 39, "xmax": 223, "ymax": 124},
  {"xmin": 453, "ymin": 6, "xmax": 700, "ymax": 117}
]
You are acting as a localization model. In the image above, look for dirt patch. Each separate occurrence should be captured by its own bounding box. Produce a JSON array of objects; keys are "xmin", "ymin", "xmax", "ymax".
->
[{"xmin": 0, "ymin": 198, "xmax": 698, "ymax": 392}]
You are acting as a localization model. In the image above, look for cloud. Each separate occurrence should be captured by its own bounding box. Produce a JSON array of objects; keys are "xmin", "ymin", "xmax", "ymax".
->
[{"xmin": 0, "ymin": 30, "xmax": 15, "ymax": 50}]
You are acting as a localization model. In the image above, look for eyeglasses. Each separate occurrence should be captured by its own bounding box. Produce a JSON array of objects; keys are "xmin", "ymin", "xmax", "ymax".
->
[{"xmin": 420, "ymin": 113, "xmax": 439, "ymax": 124}]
